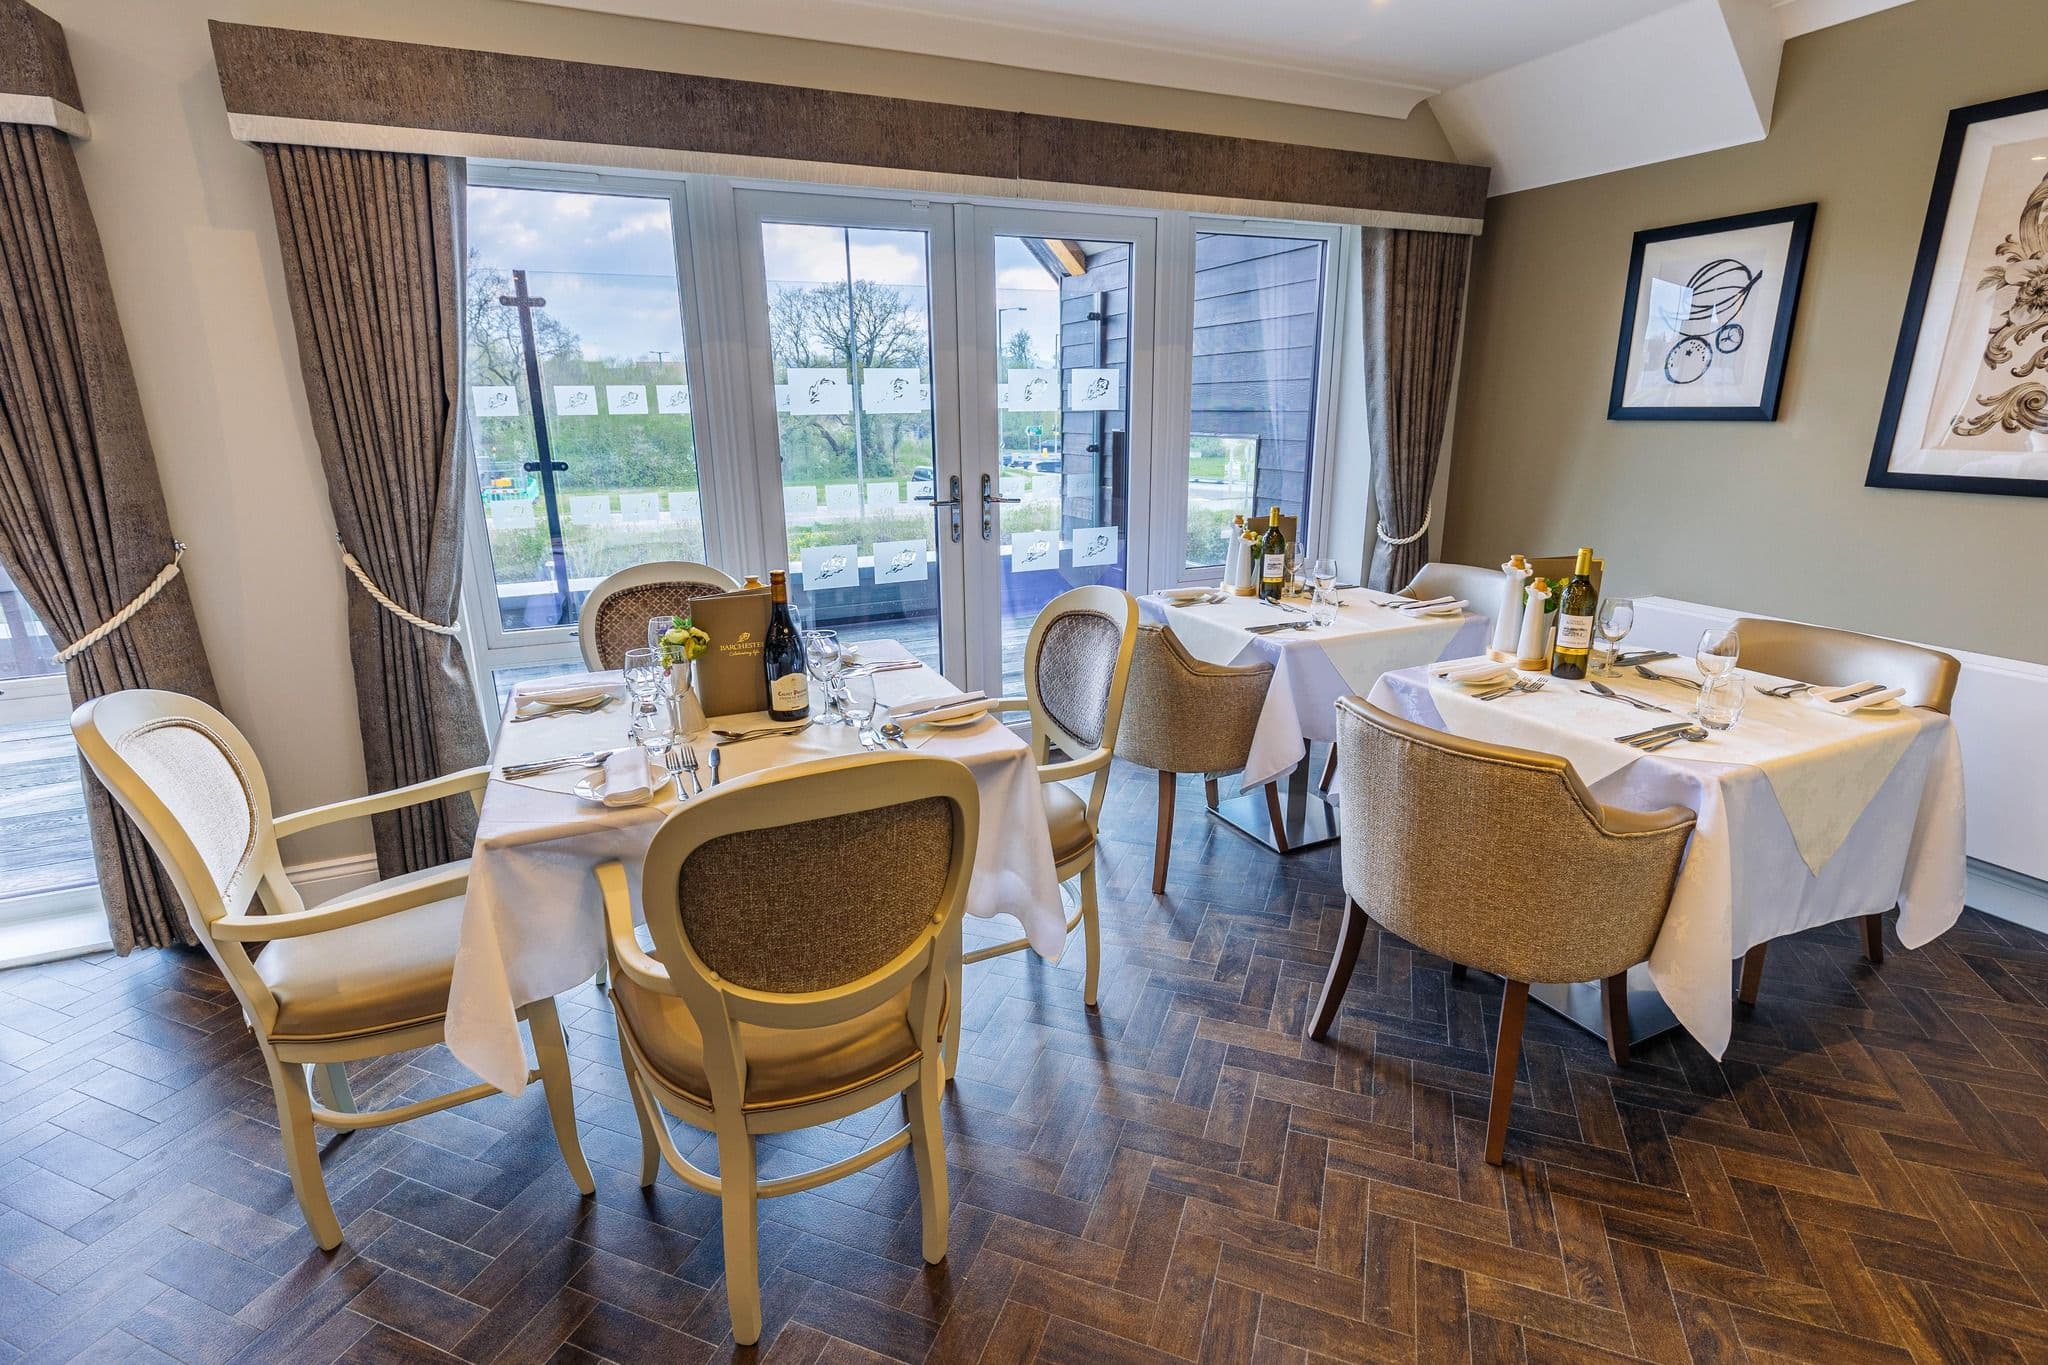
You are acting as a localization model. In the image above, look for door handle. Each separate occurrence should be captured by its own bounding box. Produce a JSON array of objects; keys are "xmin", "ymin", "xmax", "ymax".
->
[
  {"xmin": 980, "ymin": 473, "xmax": 1020, "ymax": 541},
  {"xmin": 916, "ymin": 474, "xmax": 964, "ymax": 543},
  {"xmin": 523, "ymin": 460, "xmax": 568, "ymax": 473}
]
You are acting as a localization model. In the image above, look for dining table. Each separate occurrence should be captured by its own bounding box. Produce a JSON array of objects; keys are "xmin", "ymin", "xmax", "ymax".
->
[
  {"xmin": 1138, "ymin": 587, "xmax": 1490, "ymax": 851},
  {"xmin": 446, "ymin": 640, "xmax": 1065, "ymax": 1096},
  {"xmin": 1367, "ymin": 657, "xmax": 1966, "ymax": 1058}
]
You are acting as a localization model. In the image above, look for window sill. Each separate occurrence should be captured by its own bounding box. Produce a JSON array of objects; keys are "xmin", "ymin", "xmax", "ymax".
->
[{"xmin": 0, "ymin": 891, "xmax": 110, "ymax": 970}]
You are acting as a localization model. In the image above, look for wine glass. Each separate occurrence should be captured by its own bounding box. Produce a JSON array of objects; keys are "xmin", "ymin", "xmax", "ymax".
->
[
  {"xmin": 1594, "ymin": 597, "xmax": 1635, "ymax": 676},
  {"xmin": 1696, "ymin": 623, "xmax": 1741, "ymax": 679},
  {"xmin": 803, "ymin": 629, "xmax": 843, "ymax": 723}
]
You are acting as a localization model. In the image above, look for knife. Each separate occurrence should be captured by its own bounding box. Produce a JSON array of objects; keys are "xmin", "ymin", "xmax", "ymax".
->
[
  {"xmin": 710, "ymin": 747, "xmax": 721, "ymax": 786},
  {"xmin": 1614, "ymin": 720, "xmax": 1691, "ymax": 744},
  {"xmin": 1829, "ymin": 683, "xmax": 1888, "ymax": 704},
  {"xmin": 891, "ymin": 691, "xmax": 987, "ymax": 720}
]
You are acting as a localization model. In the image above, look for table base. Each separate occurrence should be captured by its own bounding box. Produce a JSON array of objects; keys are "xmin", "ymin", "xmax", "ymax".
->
[
  {"xmin": 1524, "ymin": 963, "xmax": 1681, "ymax": 1050},
  {"xmin": 1208, "ymin": 786, "xmax": 1341, "ymax": 854}
]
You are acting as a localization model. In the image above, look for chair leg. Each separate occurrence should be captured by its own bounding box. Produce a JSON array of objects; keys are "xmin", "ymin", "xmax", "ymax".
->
[
  {"xmin": 619, "ymin": 1052, "xmax": 664, "ymax": 1189},
  {"xmin": 1079, "ymin": 860, "xmax": 1102, "ymax": 1010},
  {"xmin": 263, "ymin": 1053, "xmax": 343, "ymax": 1250},
  {"xmin": 943, "ymin": 960, "xmax": 963, "ymax": 1081},
  {"xmin": 527, "ymin": 997, "xmax": 596, "ymax": 1196},
  {"xmin": 593, "ymin": 955, "xmax": 609, "ymax": 992},
  {"xmin": 1486, "ymin": 981, "xmax": 1530, "ymax": 1166},
  {"xmin": 1737, "ymin": 944, "xmax": 1768, "ymax": 1006},
  {"xmin": 906, "ymin": 1070, "xmax": 950, "ymax": 1265},
  {"xmin": 1602, "ymin": 972, "xmax": 1631, "ymax": 1067},
  {"xmin": 1308, "ymin": 899, "xmax": 1370, "ymax": 1041},
  {"xmin": 1263, "ymin": 782, "xmax": 1290, "ymax": 853},
  {"xmin": 311, "ymin": 1062, "xmax": 356, "ymax": 1114},
  {"xmin": 1861, "ymin": 912, "xmax": 1885, "ymax": 965},
  {"xmin": 1317, "ymin": 745, "xmax": 1338, "ymax": 793},
  {"xmin": 1152, "ymin": 770, "xmax": 1175, "ymax": 895},
  {"xmin": 716, "ymin": 1124, "xmax": 763, "ymax": 1346},
  {"xmin": 1203, "ymin": 776, "xmax": 1220, "ymax": 810}
]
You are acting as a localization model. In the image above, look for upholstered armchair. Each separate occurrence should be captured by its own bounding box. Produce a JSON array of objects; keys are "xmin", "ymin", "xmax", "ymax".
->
[
  {"xmin": 1113, "ymin": 623, "xmax": 1274, "ymax": 893},
  {"xmin": 577, "ymin": 560, "xmax": 739, "ymax": 671},
  {"xmin": 72, "ymin": 690, "xmax": 593, "ymax": 1249},
  {"xmin": 1309, "ymin": 698, "xmax": 1694, "ymax": 1163},
  {"xmin": 975, "ymin": 585, "xmax": 1139, "ymax": 1011},
  {"xmin": 597, "ymin": 752, "xmax": 977, "ymax": 1346},
  {"xmin": 1731, "ymin": 617, "xmax": 1958, "ymax": 999}
]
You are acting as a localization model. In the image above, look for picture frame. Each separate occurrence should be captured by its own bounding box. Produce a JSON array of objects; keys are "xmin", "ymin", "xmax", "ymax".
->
[
  {"xmin": 1608, "ymin": 203, "xmax": 1816, "ymax": 422},
  {"xmin": 1867, "ymin": 87, "xmax": 2048, "ymax": 498}
]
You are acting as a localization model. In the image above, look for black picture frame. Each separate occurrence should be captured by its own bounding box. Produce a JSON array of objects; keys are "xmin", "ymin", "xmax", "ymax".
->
[
  {"xmin": 1608, "ymin": 202, "xmax": 1816, "ymax": 422},
  {"xmin": 1867, "ymin": 86, "xmax": 2048, "ymax": 499}
]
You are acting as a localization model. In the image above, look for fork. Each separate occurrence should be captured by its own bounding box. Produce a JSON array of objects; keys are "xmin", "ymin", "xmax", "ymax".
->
[
  {"xmin": 857, "ymin": 725, "xmax": 880, "ymax": 751},
  {"xmin": 679, "ymin": 745, "xmax": 704, "ymax": 794},
  {"xmin": 1760, "ymin": 681, "xmax": 1814, "ymax": 698},
  {"xmin": 663, "ymin": 747, "xmax": 689, "ymax": 801},
  {"xmin": 1634, "ymin": 666, "xmax": 1702, "ymax": 691},
  {"xmin": 1475, "ymin": 678, "xmax": 1546, "ymax": 702}
]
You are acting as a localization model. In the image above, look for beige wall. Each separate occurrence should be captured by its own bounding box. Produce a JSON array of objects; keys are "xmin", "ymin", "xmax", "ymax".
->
[
  {"xmin": 42, "ymin": 0, "xmax": 1452, "ymax": 867},
  {"xmin": 1443, "ymin": 0, "xmax": 2047, "ymax": 665}
]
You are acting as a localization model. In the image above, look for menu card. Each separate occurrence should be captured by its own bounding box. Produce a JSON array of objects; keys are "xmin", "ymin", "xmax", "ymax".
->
[{"xmin": 689, "ymin": 587, "xmax": 771, "ymax": 717}]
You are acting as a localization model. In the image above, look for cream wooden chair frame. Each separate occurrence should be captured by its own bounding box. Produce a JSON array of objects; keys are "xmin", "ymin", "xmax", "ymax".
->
[
  {"xmin": 596, "ymin": 752, "xmax": 978, "ymax": 1346},
  {"xmin": 576, "ymin": 559, "xmax": 740, "ymax": 672},
  {"xmin": 974, "ymin": 584, "xmax": 1139, "ymax": 1013},
  {"xmin": 72, "ymin": 690, "xmax": 594, "ymax": 1250}
]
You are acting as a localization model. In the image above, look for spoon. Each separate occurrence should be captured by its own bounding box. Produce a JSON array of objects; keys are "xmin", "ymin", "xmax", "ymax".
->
[
  {"xmin": 500, "ymin": 748, "xmax": 617, "ymax": 777},
  {"xmin": 879, "ymin": 722, "xmax": 911, "ymax": 749},
  {"xmin": 1634, "ymin": 666, "xmax": 1702, "ymax": 691},
  {"xmin": 1638, "ymin": 727, "xmax": 1709, "ymax": 751}
]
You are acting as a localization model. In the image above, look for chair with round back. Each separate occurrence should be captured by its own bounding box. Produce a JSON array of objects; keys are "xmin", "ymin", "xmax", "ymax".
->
[
  {"xmin": 596, "ymin": 752, "xmax": 978, "ymax": 1346},
  {"xmin": 71, "ymin": 690, "xmax": 594, "ymax": 1249},
  {"xmin": 577, "ymin": 560, "xmax": 739, "ymax": 672},
  {"xmin": 1309, "ymin": 698, "xmax": 1695, "ymax": 1163},
  {"xmin": 972, "ymin": 585, "xmax": 1139, "ymax": 1013},
  {"xmin": 1113, "ymin": 623, "xmax": 1273, "ymax": 893},
  {"xmin": 1730, "ymin": 616, "xmax": 1959, "ymax": 1001}
]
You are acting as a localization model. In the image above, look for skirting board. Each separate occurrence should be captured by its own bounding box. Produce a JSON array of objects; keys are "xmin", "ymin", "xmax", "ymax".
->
[
  {"xmin": 288, "ymin": 852, "xmax": 382, "ymax": 904},
  {"xmin": 1966, "ymin": 859, "xmax": 2048, "ymax": 937}
]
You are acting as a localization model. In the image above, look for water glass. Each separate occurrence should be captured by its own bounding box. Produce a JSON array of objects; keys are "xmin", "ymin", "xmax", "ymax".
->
[
  {"xmin": 1696, "ymin": 623, "xmax": 1741, "ymax": 679},
  {"xmin": 1594, "ymin": 597, "xmax": 1635, "ymax": 676},
  {"xmin": 1695, "ymin": 672, "xmax": 1747, "ymax": 730},
  {"xmin": 622, "ymin": 647, "xmax": 664, "ymax": 700},
  {"xmin": 1311, "ymin": 557, "xmax": 1339, "ymax": 596},
  {"xmin": 839, "ymin": 669, "xmax": 879, "ymax": 734},
  {"xmin": 1309, "ymin": 587, "xmax": 1338, "ymax": 629},
  {"xmin": 630, "ymin": 696, "xmax": 676, "ymax": 771}
]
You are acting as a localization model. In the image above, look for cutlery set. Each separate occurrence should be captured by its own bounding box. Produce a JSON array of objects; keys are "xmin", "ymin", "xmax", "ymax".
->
[
  {"xmin": 1633, "ymin": 666, "xmax": 1701, "ymax": 691},
  {"xmin": 1390, "ymin": 595, "xmax": 1458, "ymax": 613},
  {"xmin": 1581, "ymin": 678, "xmax": 1674, "ymax": 713},
  {"xmin": 1475, "ymin": 678, "xmax": 1547, "ymax": 701},
  {"xmin": 663, "ymin": 746, "xmax": 706, "ymax": 801},
  {"xmin": 500, "ymin": 748, "xmax": 617, "ymax": 778},
  {"xmin": 858, "ymin": 723, "xmax": 913, "ymax": 751},
  {"xmin": 1612, "ymin": 720, "xmax": 1707, "ymax": 751},
  {"xmin": 509, "ymin": 694, "xmax": 615, "ymax": 722}
]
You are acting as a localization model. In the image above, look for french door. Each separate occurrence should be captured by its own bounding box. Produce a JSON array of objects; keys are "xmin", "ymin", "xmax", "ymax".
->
[{"xmin": 735, "ymin": 191, "xmax": 1154, "ymax": 694}]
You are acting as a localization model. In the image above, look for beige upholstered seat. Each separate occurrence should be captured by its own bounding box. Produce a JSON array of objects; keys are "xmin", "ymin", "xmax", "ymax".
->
[
  {"xmin": 1730, "ymin": 617, "xmax": 1959, "ymax": 1001},
  {"xmin": 1309, "ymin": 698, "xmax": 1694, "ymax": 1164},
  {"xmin": 598, "ymin": 753, "xmax": 978, "ymax": 1345},
  {"xmin": 71, "ymin": 691, "xmax": 593, "ymax": 1250},
  {"xmin": 577, "ymin": 560, "xmax": 740, "ymax": 672},
  {"xmin": 977, "ymin": 586, "xmax": 1139, "ymax": 1011},
  {"xmin": 1112, "ymin": 623, "xmax": 1273, "ymax": 892}
]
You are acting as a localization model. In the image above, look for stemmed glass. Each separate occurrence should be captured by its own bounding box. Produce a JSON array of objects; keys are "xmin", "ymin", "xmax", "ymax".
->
[
  {"xmin": 1594, "ymin": 597, "xmax": 1635, "ymax": 676},
  {"xmin": 630, "ymin": 694, "xmax": 676, "ymax": 786},
  {"xmin": 803, "ymin": 629, "xmax": 844, "ymax": 724},
  {"xmin": 1696, "ymin": 623, "xmax": 1741, "ymax": 679},
  {"xmin": 1307, "ymin": 558, "xmax": 1340, "ymax": 628},
  {"xmin": 622, "ymin": 646, "xmax": 665, "ymax": 702}
]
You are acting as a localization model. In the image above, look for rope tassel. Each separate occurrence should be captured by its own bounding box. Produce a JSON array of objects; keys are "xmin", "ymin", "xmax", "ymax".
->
[
  {"xmin": 54, "ymin": 543, "xmax": 187, "ymax": 664},
  {"xmin": 1375, "ymin": 506, "xmax": 1432, "ymax": 547},
  {"xmin": 338, "ymin": 541, "xmax": 459, "ymax": 636}
]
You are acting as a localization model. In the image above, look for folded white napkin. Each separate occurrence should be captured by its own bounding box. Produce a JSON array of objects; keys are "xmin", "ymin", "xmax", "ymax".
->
[
  {"xmin": 888, "ymin": 694, "xmax": 991, "ymax": 726},
  {"xmin": 1810, "ymin": 681, "xmax": 1905, "ymax": 715},
  {"xmin": 513, "ymin": 681, "xmax": 613, "ymax": 718},
  {"xmin": 599, "ymin": 749, "xmax": 653, "ymax": 806},
  {"xmin": 1415, "ymin": 598, "xmax": 1468, "ymax": 616},
  {"xmin": 1432, "ymin": 658, "xmax": 1509, "ymax": 684}
]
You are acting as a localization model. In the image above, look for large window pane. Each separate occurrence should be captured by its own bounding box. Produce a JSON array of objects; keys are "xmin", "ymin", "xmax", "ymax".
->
[
  {"xmin": 466, "ymin": 186, "xmax": 703, "ymax": 632},
  {"xmin": 0, "ymin": 569, "xmax": 94, "ymax": 913},
  {"xmin": 760, "ymin": 223, "xmax": 941, "ymax": 668},
  {"xmin": 1186, "ymin": 232, "xmax": 1328, "ymax": 569}
]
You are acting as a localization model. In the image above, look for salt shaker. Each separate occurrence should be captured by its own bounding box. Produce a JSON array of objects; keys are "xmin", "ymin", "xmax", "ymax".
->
[
  {"xmin": 1515, "ymin": 578, "xmax": 1553, "ymax": 672},
  {"xmin": 1490, "ymin": 554, "xmax": 1530, "ymax": 661}
]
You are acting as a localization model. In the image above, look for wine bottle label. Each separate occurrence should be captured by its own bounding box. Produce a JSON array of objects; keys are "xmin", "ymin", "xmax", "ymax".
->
[
  {"xmin": 1556, "ymin": 615, "xmax": 1594, "ymax": 650},
  {"xmin": 1262, "ymin": 559, "xmax": 1284, "ymax": 583},
  {"xmin": 768, "ymin": 672, "xmax": 809, "ymax": 710}
]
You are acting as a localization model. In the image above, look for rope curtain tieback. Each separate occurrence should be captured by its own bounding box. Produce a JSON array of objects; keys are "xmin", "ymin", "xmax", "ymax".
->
[
  {"xmin": 338, "ymin": 540, "xmax": 459, "ymax": 636},
  {"xmin": 53, "ymin": 542, "xmax": 188, "ymax": 664},
  {"xmin": 1375, "ymin": 506, "xmax": 1432, "ymax": 546}
]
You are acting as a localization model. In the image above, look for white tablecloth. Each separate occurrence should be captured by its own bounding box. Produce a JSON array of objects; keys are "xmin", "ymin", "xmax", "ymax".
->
[
  {"xmin": 1371, "ymin": 663, "xmax": 1966, "ymax": 1057},
  {"xmin": 448, "ymin": 642, "xmax": 1064, "ymax": 1094},
  {"xmin": 1139, "ymin": 590, "xmax": 1487, "ymax": 787}
]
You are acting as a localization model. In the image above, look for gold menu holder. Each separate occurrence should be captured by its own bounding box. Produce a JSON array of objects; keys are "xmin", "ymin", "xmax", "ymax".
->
[{"xmin": 689, "ymin": 587, "xmax": 772, "ymax": 717}]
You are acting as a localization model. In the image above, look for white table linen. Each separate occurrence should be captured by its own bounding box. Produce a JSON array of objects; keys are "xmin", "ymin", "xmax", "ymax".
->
[
  {"xmin": 449, "ymin": 642, "xmax": 1064, "ymax": 1095},
  {"xmin": 1371, "ymin": 664, "xmax": 1966, "ymax": 1057},
  {"xmin": 1139, "ymin": 590, "xmax": 1486, "ymax": 788}
]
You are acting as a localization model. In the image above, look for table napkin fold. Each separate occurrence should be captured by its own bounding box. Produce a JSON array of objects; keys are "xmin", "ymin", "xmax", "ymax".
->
[
  {"xmin": 599, "ymin": 750, "xmax": 653, "ymax": 806},
  {"xmin": 1810, "ymin": 682, "xmax": 1906, "ymax": 715}
]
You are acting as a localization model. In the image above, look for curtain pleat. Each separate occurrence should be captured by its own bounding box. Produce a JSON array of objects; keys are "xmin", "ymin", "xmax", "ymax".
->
[
  {"xmin": 0, "ymin": 122, "xmax": 218, "ymax": 951},
  {"xmin": 261, "ymin": 144, "xmax": 486, "ymax": 876},
  {"xmin": 1364, "ymin": 228, "xmax": 1473, "ymax": 591}
]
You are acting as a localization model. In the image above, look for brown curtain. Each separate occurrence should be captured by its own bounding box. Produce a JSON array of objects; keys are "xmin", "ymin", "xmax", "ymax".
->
[
  {"xmin": 261, "ymin": 143, "xmax": 486, "ymax": 875},
  {"xmin": 0, "ymin": 123, "xmax": 218, "ymax": 951},
  {"xmin": 1364, "ymin": 228, "xmax": 1473, "ymax": 591}
]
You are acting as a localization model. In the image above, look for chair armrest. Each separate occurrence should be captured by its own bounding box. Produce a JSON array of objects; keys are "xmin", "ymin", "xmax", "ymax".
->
[
  {"xmin": 989, "ymin": 697, "xmax": 1032, "ymax": 714},
  {"xmin": 595, "ymin": 860, "xmax": 671, "ymax": 993},
  {"xmin": 273, "ymin": 766, "xmax": 492, "ymax": 840},
  {"xmin": 1037, "ymin": 749, "xmax": 1110, "ymax": 784},
  {"xmin": 212, "ymin": 863, "xmax": 470, "ymax": 940}
]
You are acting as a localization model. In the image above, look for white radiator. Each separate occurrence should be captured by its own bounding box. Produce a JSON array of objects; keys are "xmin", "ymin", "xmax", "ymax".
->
[{"xmin": 1628, "ymin": 597, "xmax": 2048, "ymax": 924}]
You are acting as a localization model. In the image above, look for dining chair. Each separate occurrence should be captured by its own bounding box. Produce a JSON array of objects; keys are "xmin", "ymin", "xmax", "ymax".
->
[
  {"xmin": 1731, "ymin": 617, "xmax": 1959, "ymax": 1001},
  {"xmin": 577, "ymin": 560, "xmax": 740, "ymax": 671},
  {"xmin": 974, "ymin": 585, "xmax": 1139, "ymax": 1012},
  {"xmin": 71, "ymin": 690, "xmax": 594, "ymax": 1250},
  {"xmin": 1113, "ymin": 623, "xmax": 1273, "ymax": 893},
  {"xmin": 1308, "ymin": 698, "xmax": 1694, "ymax": 1163},
  {"xmin": 596, "ymin": 752, "xmax": 977, "ymax": 1346}
]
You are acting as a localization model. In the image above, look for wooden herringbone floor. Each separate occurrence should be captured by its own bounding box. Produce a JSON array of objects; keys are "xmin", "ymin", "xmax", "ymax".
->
[{"xmin": 2, "ymin": 759, "xmax": 2045, "ymax": 1363}]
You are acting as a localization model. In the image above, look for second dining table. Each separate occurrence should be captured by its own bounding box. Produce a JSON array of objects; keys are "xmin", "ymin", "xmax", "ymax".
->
[{"xmin": 445, "ymin": 641, "xmax": 1065, "ymax": 1095}]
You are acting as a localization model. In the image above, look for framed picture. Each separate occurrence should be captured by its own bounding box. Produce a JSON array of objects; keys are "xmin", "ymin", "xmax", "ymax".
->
[
  {"xmin": 1609, "ymin": 203, "xmax": 1816, "ymax": 421},
  {"xmin": 1868, "ymin": 87, "xmax": 2048, "ymax": 498}
]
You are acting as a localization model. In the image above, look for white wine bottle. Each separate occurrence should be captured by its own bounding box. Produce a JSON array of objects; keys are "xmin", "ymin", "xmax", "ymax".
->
[
  {"xmin": 1549, "ymin": 547, "xmax": 1599, "ymax": 680},
  {"xmin": 764, "ymin": 569, "xmax": 810, "ymax": 721},
  {"xmin": 1258, "ymin": 507, "xmax": 1286, "ymax": 604}
]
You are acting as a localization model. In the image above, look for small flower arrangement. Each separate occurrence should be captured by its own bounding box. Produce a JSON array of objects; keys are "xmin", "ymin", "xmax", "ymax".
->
[{"xmin": 657, "ymin": 615, "xmax": 711, "ymax": 670}]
